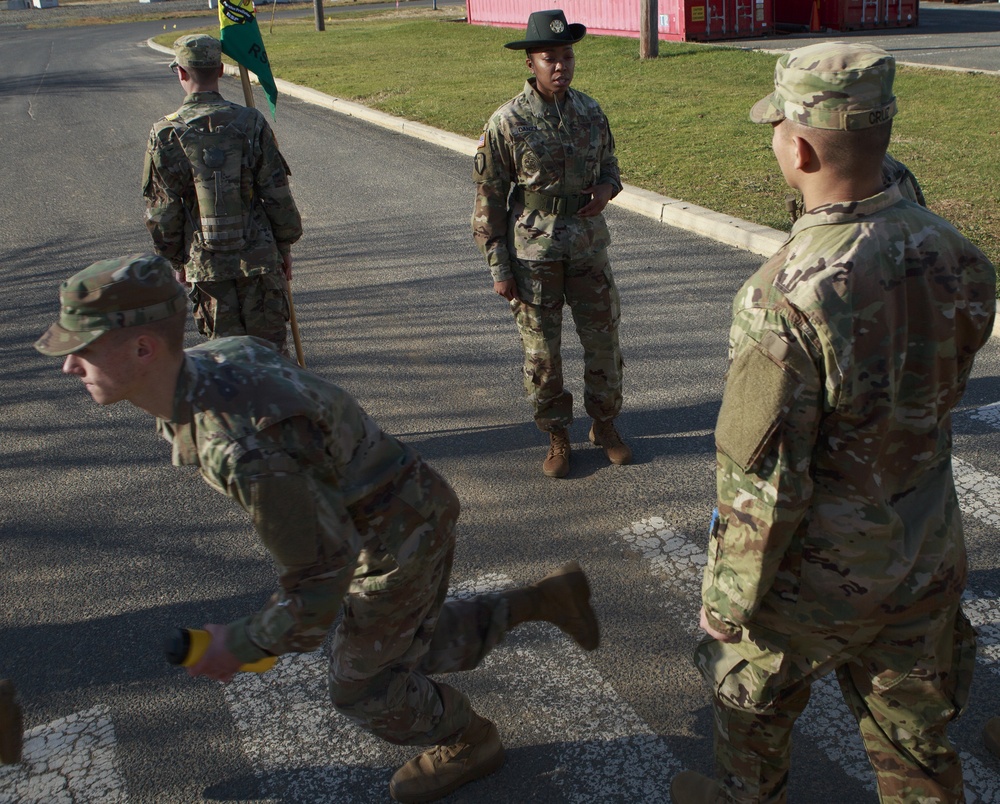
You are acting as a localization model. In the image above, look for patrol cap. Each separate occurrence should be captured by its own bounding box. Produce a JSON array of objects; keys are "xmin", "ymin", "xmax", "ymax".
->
[
  {"xmin": 35, "ymin": 254, "xmax": 186, "ymax": 357},
  {"xmin": 750, "ymin": 42, "xmax": 897, "ymax": 131},
  {"xmin": 504, "ymin": 9, "xmax": 586, "ymax": 50},
  {"xmin": 169, "ymin": 34, "xmax": 222, "ymax": 71}
]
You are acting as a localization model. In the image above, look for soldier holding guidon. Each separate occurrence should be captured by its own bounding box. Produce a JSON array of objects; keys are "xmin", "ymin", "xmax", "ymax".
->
[
  {"xmin": 36, "ymin": 254, "xmax": 601, "ymax": 803},
  {"xmin": 143, "ymin": 34, "xmax": 302, "ymax": 356},
  {"xmin": 674, "ymin": 43, "xmax": 997, "ymax": 803},
  {"xmin": 473, "ymin": 9, "xmax": 631, "ymax": 478}
]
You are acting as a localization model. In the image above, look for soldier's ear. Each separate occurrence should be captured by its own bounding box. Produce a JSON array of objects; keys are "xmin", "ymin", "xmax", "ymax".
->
[{"xmin": 792, "ymin": 135, "xmax": 816, "ymax": 173}]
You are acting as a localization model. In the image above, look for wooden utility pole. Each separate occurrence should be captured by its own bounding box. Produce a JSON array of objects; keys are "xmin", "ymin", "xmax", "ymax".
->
[
  {"xmin": 314, "ymin": 0, "xmax": 325, "ymax": 31},
  {"xmin": 640, "ymin": 0, "xmax": 659, "ymax": 59}
]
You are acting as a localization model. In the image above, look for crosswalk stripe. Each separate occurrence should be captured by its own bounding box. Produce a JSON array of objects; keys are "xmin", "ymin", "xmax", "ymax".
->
[
  {"xmin": 224, "ymin": 573, "xmax": 681, "ymax": 802},
  {"xmin": 0, "ymin": 706, "xmax": 126, "ymax": 804}
]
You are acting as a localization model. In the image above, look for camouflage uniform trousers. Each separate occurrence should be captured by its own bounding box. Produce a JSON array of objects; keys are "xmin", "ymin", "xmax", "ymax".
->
[
  {"xmin": 328, "ymin": 463, "xmax": 512, "ymax": 746},
  {"xmin": 190, "ymin": 271, "xmax": 290, "ymax": 356},
  {"xmin": 509, "ymin": 248, "xmax": 623, "ymax": 432},
  {"xmin": 695, "ymin": 598, "xmax": 976, "ymax": 803}
]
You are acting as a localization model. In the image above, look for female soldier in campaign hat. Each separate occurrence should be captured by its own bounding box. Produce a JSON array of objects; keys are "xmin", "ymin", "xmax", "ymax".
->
[{"xmin": 473, "ymin": 9, "xmax": 631, "ymax": 479}]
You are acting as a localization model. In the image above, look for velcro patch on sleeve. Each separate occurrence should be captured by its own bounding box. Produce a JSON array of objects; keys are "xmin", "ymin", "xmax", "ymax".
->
[
  {"xmin": 716, "ymin": 331, "xmax": 803, "ymax": 472},
  {"xmin": 250, "ymin": 474, "xmax": 318, "ymax": 570}
]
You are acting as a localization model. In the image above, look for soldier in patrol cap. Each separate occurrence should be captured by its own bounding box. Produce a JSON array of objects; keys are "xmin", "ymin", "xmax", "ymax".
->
[
  {"xmin": 143, "ymin": 34, "xmax": 302, "ymax": 356},
  {"xmin": 671, "ymin": 43, "xmax": 996, "ymax": 803},
  {"xmin": 36, "ymin": 254, "xmax": 602, "ymax": 803},
  {"xmin": 473, "ymin": 8, "xmax": 631, "ymax": 479}
]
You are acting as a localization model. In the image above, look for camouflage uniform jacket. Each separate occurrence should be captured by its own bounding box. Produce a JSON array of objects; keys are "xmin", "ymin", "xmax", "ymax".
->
[
  {"xmin": 703, "ymin": 184, "xmax": 997, "ymax": 649},
  {"xmin": 142, "ymin": 91, "xmax": 303, "ymax": 284},
  {"xmin": 156, "ymin": 338, "xmax": 424, "ymax": 663},
  {"xmin": 473, "ymin": 78, "xmax": 622, "ymax": 283}
]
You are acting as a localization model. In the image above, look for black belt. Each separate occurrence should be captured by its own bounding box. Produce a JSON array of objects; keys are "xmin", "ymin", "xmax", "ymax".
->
[{"xmin": 513, "ymin": 187, "xmax": 591, "ymax": 216}]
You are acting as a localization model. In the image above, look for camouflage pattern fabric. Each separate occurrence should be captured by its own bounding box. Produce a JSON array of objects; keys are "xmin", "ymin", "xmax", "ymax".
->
[
  {"xmin": 142, "ymin": 90, "xmax": 302, "ymax": 286},
  {"xmin": 881, "ymin": 152, "xmax": 925, "ymax": 206},
  {"xmin": 750, "ymin": 42, "xmax": 896, "ymax": 131},
  {"xmin": 473, "ymin": 79, "xmax": 621, "ymax": 284},
  {"xmin": 34, "ymin": 254, "xmax": 186, "ymax": 356},
  {"xmin": 698, "ymin": 184, "xmax": 996, "ymax": 800},
  {"xmin": 473, "ymin": 78, "xmax": 625, "ymax": 431},
  {"xmin": 157, "ymin": 337, "xmax": 515, "ymax": 745},
  {"xmin": 510, "ymin": 250, "xmax": 623, "ymax": 431},
  {"xmin": 191, "ymin": 273, "xmax": 290, "ymax": 355}
]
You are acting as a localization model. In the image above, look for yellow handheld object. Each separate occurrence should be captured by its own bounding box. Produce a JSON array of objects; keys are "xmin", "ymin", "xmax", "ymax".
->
[{"xmin": 164, "ymin": 628, "xmax": 277, "ymax": 673}]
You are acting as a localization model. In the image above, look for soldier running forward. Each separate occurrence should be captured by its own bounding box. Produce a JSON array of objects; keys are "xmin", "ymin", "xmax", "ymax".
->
[
  {"xmin": 36, "ymin": 254, "xmax": 601, "ymax": 804},
  {"xmin": 672, "ymin": 43, "xmax": 996, "ymax": 804},
  {"xmin": 143, "ymin": 34, "xmax": 302, "ymax": 356},
  {"xmin": 473, "ymin": 9, "xmax": 631, "ymax": 478}
]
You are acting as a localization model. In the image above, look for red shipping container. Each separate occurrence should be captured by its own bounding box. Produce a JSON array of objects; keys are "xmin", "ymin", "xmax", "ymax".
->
[
  {"xmin": 467, "ymin": 0, "xmax": 773, "ymax": 43},
  {"xmin": 774, "ymin": 0, "xmax": 917, "ymax": 30}
]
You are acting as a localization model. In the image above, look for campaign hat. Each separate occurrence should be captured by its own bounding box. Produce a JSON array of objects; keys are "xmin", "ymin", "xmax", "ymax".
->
[
  {"xmin": 750, "ymin": 42, "xmax": 897, "ymax": 131},
  {"xmin": 35, "ymin": 254, "xmax": 187, "ymax": 357},
  {"xmin": 504, "ymin": 9, "xmax": 586, "ymax": 50},
  {"xmin": 169, "ymin": 33, "xmax": 223, "ymax": 71}
]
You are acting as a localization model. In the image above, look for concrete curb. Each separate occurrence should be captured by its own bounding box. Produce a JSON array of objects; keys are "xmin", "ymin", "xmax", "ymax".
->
[{"xmin": 147, "ymin": 39, "xmax": 999, "ymax": 339}]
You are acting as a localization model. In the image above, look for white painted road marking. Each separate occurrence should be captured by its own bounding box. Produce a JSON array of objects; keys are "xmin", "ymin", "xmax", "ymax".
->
[
  {"xmin": 224, "ymin": 573, "xmax": 682, "ymax": 802},
  {"xmin": 0, "ymin": 706, "xmax": 126, "ymax": 804}
]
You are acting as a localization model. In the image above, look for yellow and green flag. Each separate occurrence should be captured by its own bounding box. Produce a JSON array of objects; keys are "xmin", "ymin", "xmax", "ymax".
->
[{"xmin": 218, "ymin": 0, "xmax": 277, "ymax": 117}]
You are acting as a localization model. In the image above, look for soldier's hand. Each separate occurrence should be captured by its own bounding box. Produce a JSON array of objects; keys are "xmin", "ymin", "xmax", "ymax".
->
[
  {"xmin": 578, "ymin": 183, "xmax": 614, "ymax": 217},
  {"xmin": 174, "ymin": 269, "xmax": 189, "ymax": 287},
  {"xmin": 282, "ymin": 253, "xmax": 293, "ymax": 283},
  {"xmin": 187, "ymin": 623, "xmax": 242, "ymax": 684},
  {"xmin": 494, "ymin": 279, "xmax": 519, "ymax": 301}
]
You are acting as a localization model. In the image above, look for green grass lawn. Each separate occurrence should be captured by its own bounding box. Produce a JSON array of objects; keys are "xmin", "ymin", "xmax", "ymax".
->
[{"xmin": 157, "ymin": 9, "xmax": 1000, "ymax": 279}]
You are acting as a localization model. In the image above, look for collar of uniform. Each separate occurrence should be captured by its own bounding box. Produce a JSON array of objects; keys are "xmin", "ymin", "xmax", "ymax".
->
[
  {"xmin": 182, "ymin": 91, "xmax": 225, "ymax": 104},
  {"xmin": 157, "ymin": 354, "xmax": 199, "ymax": 466},
  {"xmin": 523, "ymin": 78, "xmax": 575, "ymax": 119},
  {"xmin": 790, "ymin": 183, "xmax": 903, "ymax": 237}
]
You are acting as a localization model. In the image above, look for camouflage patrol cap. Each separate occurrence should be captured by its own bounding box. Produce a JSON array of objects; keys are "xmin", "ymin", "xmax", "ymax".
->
[
  {"xmin": 750, "ymin": 42, "xmax": 897, "ymax": 131},
  {"xmin": 169, "ymin": 34, "xmax": 222, "ymax": 71},
  {"xmin": 35, "ymin": 254, "xmax": 186, "ymax": 357}
]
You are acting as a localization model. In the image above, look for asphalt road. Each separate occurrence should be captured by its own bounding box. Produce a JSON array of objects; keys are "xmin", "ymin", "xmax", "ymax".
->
[{"xmin": 1, "ymin": 14, "xmax": 999, "ymax": 804}]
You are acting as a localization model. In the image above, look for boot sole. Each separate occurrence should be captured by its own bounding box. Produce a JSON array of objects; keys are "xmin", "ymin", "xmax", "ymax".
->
[
  {"xmin": 549, "ymin": 562, "xmax": 600, "ymax": 651},
  {"xmin": 389, "ymin": 744, "xmax": 506, "ymax": 803}
]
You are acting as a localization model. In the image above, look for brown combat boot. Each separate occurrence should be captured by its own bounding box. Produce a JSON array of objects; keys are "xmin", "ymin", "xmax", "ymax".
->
[
  {"xmin": 389, "ymin": 712, "xmax": 505, "ymax": 803},
  {"xmin": 0, "ymin": 679, "xmax": 23, "ymax": 765},
  {"xmin": 670, "ymin": 770, "xmax": 721, "ymax": 803},
  {"xmin": 985, "ymin": 717, "xmax": 1000, "ymax": 759},
  {"xmin": 589, "ymin": 419, "xmax": 632, "ymax": 465},
  {"xmin": 505, "ymin": 561, "xmax": 600, "ymax": 651},
  {"xmin": 542, "ymin": 428, "xmax": 571, "ymax": 478}
]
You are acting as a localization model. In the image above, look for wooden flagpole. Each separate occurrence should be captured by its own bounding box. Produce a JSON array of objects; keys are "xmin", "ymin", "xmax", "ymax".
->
[{"xmin": 238, "ymin": 64, "xmax": 306, "ymax": 368}]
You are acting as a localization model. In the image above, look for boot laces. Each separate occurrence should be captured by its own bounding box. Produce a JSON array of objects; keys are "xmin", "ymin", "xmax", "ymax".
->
[{"xmin": 548, "ymin": 430, "xmax": 570, "ymax": 456}]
